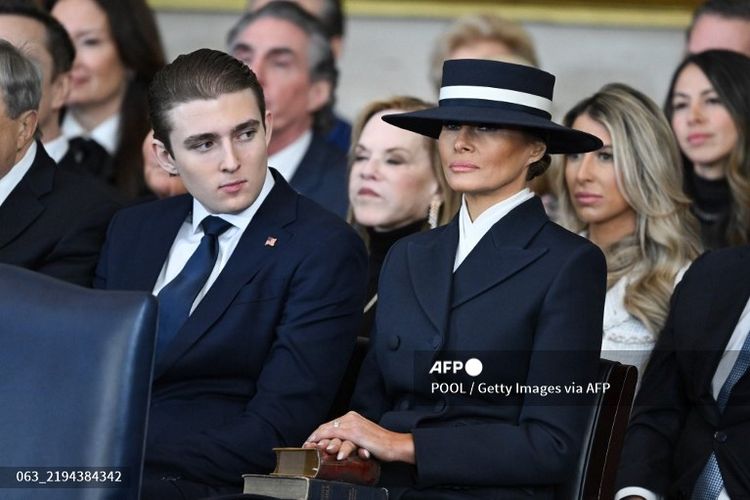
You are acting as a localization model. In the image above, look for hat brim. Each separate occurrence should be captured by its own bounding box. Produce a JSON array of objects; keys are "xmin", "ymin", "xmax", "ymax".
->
[{"xmin": 382, "ymin": 106, "xmax": 602, "ymax": 154}]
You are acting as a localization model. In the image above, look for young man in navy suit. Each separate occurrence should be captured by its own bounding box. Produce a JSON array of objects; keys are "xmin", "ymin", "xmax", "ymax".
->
[{"xmin": 94, "ymin": 49, "xmax": 367, "ymax": 499}]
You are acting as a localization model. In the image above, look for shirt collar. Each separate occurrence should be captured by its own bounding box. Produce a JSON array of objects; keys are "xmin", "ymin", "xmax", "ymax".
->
[
  {"xmin": 0, "ymin": 142, "xmax": 37, "ymax": 206},
  {"xmin": 42, "ymin": 135, "xmax": 69, "ymax": 164},
  {"xmin": 459, "ymin": 188, "xmax": 534, "ymax": 235},
  {"xmin": 190, "ymin": 168, "xmax": 276, "ymax": 234},
  {"xmin": 62, "ymin": 113, "xmax": 120, "ymax": 155},
  {"xmin": 267, "ymin": 129, "xmax": 312, "ymax": 182}
]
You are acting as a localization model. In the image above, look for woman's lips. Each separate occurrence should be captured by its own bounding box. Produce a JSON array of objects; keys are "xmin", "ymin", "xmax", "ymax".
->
[
  {"xmin": 449, "ymin": 162, "xmax": 479, "ymax": 173},
  {"xmin": 357, "ymin": 187, "xmax": 380, "ymax": 197},
  {"xmin": 686, "ymin": 133, "xmax": 712, "ymax": 146},
  {"xmin": 574, "ymin": 192, "xmax": 602, "ymax": 206}
]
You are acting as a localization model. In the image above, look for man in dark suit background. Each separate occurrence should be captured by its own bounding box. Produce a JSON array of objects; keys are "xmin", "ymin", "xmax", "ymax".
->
[
  {"xmin": 227, "ymin": 1, "xmax": 349, "ymax": 218},
  {"xmin": 616, "ymin": 246, "xmax": 750, "ymax": 499},
  {"xmin": 0, "ymin": 1, "xmax": 110, "ymax": 179},
  {"xmin": 94, "ymin": 48, "xmax": 366, "ymax": 499},
  {"xmin": 0, "ymin": 39, "xmax": 117, "ymax": 286}
]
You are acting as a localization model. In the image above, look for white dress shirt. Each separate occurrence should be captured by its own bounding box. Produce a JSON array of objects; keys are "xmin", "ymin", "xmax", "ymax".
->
[
  {"xmin": 615, "ymin": 295, "xmax": 750, "ymax": 500},
  {"xmin": 42, "ymin": 135, "xmax": 69, "ymax": 164},
  {"xmin": 61, "ymin": 113, "xmax": 120, "ymax": 155},
  {"xmin": 267, "ymin": 129, "xmax": 311, "ymax": 182},
  {"xmin": 152, "ymin": 168, "xmax": 275, "ymax": 313},
  {"xmin": 453, "ymin": 188, "xmax": 534, "ymax": 272},
  {"xmin": 0, "ymin": 142, "xmax": 37, "ymax": 206}
]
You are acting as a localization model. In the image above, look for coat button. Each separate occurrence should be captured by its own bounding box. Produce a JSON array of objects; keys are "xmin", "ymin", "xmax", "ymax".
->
[
  {"xmin": 388, "ymin": 335, "xmax": 400, "ymax": 350},
  {"xmin": 434, "ymin": 399, "xmax": 447, "ymax": 412},
  {"xmin": 714, "ymin": 431, "xmax": 727, "ymax": 443},
  {"xmin": 399, "ymin": 398, "xmax": 411, "ymax": 410},
  {"xmin": 431, "ymin": 335, "xmax": 441, "ymax": 350}
]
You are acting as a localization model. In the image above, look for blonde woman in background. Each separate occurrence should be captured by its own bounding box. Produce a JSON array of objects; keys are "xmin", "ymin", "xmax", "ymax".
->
[
  {"xmin": 429, "ymin": 13, "xmax": 538, "ymax": 92},
  {"xmin": 348, "ymin": 96, "xmax": 459, "ymax": 338},
  {"xmin": 556, "ymin": 83, "xmax": 702, "ymax": 376}
]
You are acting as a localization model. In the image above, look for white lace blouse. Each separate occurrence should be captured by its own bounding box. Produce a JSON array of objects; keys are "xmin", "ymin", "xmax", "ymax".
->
[{"xmin": 601, "ymin": 265, "xmax": 689, "ymax": 378}]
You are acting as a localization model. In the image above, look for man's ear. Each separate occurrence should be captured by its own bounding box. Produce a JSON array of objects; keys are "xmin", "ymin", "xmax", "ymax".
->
[
  {"xmin": 50, "ymin": 72, "xmax": 71, "ymax": 111},
  {"xmin": 263, "ymin": 110, "xmax": 273, "ymax": 148},
  {"xmin": 306, "ymin": 79, "xmax": 332, "ymax": 114},
  {"xmin": 16, "ymin": 110, "xmax": 38, "ymax": 150},
  {"xmin": 152, "ymin": 138, "xmax": 178, "ymax": 176}
]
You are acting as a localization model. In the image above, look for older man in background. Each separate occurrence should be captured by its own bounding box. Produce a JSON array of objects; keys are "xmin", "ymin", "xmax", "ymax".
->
[{"xmin": 0, "ymin": 38, "xmax": 117, "ymax": 285}]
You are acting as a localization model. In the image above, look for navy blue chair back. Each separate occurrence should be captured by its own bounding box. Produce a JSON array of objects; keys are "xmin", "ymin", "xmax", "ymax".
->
[{"xmin": 0, "ymin": 264, "xmax": 157, "ymax": 500}]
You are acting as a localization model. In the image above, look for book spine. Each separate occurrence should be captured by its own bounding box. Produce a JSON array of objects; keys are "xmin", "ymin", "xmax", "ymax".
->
[{"xmin": 309, "ymin": 479, "xmax": 387, "ymax": 500}]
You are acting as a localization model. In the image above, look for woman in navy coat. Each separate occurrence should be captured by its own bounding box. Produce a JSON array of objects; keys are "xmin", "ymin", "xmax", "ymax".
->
[{"xmin": 306, "ymin": 59, "xmax": 607, "ymax": 499}]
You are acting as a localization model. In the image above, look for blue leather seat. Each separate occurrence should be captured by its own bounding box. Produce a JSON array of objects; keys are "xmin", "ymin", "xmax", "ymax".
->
[{"xmin": 0, "ymin": 264, "xmax": 157, "ymax": 500}]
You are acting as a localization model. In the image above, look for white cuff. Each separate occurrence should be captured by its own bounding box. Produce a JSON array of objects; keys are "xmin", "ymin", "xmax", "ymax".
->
[{"xmin": 615, "ymin": 486, "xmax": 660, "ymax": 500}]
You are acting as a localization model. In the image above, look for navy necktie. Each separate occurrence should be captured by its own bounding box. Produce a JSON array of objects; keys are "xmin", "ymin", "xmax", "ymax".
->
[
  {"xmin": 156, "ymin": 215, "xmax": 232, "ymax": 358},
  {"xmin": 692, "ymin": 330, "xmax": 750, "ymax": 499}
]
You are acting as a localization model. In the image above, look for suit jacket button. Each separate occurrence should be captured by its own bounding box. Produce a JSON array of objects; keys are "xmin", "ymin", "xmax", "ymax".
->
[
  {"xmin": 434, "ymin": 399, "xmax": 446, "ymax": 412},
  {"xmin": 714, "ymin": 431, "xmax": 727, "ymax": 443},
  {"xmin": 399, "ymin": 398, "xmax": 411, "ymax": 410},
  {"xmin": 388, "ymin": 335, "xmax": 400, "ymax": 350},
  {"xmin": 431, "ymin": 335, "xmax": 441, "ymax": 350}
]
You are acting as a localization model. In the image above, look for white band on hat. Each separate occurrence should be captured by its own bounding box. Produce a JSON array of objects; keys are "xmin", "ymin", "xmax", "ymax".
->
[{"xmin": 439, "ymin": 85, "xmax": 552, "ymax": 114}]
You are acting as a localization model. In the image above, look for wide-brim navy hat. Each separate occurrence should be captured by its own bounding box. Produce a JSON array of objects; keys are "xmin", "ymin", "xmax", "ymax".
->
[{"xmin": 382, "ymin": 59, "xmax": 602, "ymax": 154}]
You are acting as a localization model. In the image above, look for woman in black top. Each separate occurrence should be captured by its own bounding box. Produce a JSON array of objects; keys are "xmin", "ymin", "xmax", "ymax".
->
[{"xmin": 665, "ymin": 50, "xmax": 750, "ymax": 248}]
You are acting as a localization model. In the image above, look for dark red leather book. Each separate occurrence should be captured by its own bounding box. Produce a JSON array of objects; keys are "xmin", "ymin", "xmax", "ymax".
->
[{"xmin": 271, "ymin": 447, "xmax": 380, "ymax": 486}]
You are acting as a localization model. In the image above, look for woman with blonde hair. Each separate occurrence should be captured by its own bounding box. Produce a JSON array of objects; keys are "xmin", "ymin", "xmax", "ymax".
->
[
  {"xmin": 556, "ymin": 82, "xmax": 702, "ymax": 374},
  {"xmin": 347, "ymin": 95, "xmax": 459, "ymax": 337}
]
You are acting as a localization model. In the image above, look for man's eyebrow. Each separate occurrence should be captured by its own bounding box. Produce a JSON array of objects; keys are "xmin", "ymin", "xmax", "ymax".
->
[
  {"xmin": 232, "ymin": 119, "xmax": 261, "ymax": 134},
  {"xmin": 183, "ymin": 132, "xmax": 218, "ymax": 147},
  {"xmin": 230, "ymin": 42, "xmax": 252, "ymax": 54},
  {"xmin": 266, "ymin": 47, "xmax": 297, "ymax": 59}
]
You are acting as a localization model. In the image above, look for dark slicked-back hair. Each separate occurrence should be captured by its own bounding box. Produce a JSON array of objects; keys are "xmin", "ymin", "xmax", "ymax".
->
[
  {"xmin": 0, "ymin": 0, "xmax": 74, "ymax": 78},
  {"xmin": 149, "ymin": 48, "xmax": 266, "ymax": 155}
]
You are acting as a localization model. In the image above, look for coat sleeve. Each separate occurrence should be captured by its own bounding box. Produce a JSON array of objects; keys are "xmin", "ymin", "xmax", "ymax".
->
[{"xmin": 411, "ymin": 242, "xmax": 607, "ymax": 487}]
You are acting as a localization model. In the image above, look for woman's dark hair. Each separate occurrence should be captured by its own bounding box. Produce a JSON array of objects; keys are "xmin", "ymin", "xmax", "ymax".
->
[
  {"xmin": 47, "ymin": 0, "xmax": 166, "ymax": 200},
  {"xmin": 664, "ymin": 49, "xmax": 750, "ymax": 246}
]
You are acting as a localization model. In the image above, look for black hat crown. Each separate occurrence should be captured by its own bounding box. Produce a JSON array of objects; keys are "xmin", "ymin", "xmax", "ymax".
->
[{"xmin": 383, "ymin": 59, "xmax": 602, "ymax": 154}]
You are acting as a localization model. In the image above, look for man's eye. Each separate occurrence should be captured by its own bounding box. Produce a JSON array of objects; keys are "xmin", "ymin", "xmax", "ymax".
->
[
  {"xmin": 442, "ymin": 123, "xmax": 461, "ymax": 131},
  {"xmin": 193, "ymin": 141, "xmax": 213, "ymax": 152},
  {"xmin": 238, "ymin": 130, "xmax": 256, "ymax": 141}
]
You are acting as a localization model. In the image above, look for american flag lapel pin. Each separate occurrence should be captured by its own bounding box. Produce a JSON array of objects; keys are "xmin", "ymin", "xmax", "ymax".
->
[{"xmin": 265, "ymin": 236, "xmax": 277, "ymax": 247}]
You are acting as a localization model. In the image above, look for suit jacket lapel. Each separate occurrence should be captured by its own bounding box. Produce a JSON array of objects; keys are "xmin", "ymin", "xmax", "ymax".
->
[
  {"xmin": 0, "ymin": 145, "xmax": 53, "ymax": 249},
  {"xmin": 451, "ymin": 197, "xmax": 548, "ymax": 308},
  {"xmin": 154, "ymin": 171, "xmax": 298, "ymax": 378},
  {"xmin": 125, "ymin": 195, "xmax": 192, "ymax": 292},
  {"xmin": 407, "ymin": 219, "xmax": 458, "ymax": 336}
]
